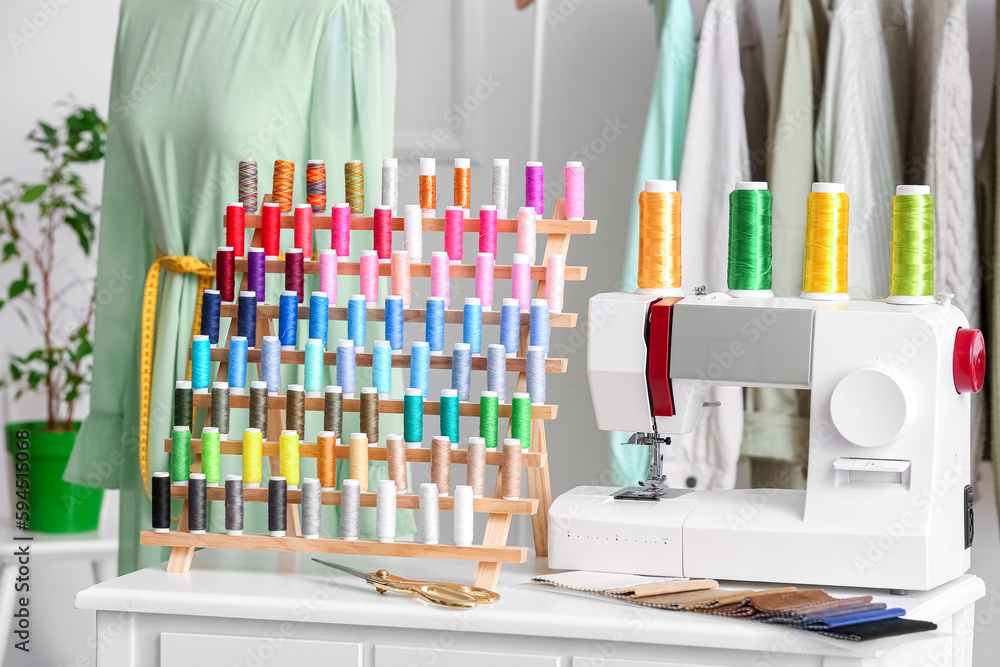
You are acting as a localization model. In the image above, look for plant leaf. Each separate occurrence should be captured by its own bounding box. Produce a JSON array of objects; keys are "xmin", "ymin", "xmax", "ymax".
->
[
  {"xmin": 20, "ymin": 184, "xmax": 46, "ymax": 203},
  {"xmin": 2, "ymin": 242, "xmax": 18, "ymax": 262},
  {"xmin": 64, "ymin": 205, "xmax": 95, "ymax": 254}
]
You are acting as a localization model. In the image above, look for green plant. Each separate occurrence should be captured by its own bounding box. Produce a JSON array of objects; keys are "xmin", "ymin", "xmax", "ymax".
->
[{"xmin": 0, "ymin": 104, "xmax": 106, "ymax": 432}]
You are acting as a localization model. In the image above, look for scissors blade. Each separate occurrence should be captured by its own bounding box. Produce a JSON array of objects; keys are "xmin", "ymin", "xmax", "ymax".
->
[{"xmin": 311, "ymin": 558, "xmax": 370, "ymax": 581}]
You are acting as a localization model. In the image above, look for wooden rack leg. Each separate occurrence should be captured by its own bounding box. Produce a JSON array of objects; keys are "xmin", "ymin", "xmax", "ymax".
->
[
  {"xmin": 474, "ymin": 469, "xmax": 514, "ymax": 589},
  {"xmin": 166, "ymin": 453, "xmax": 202, "ymax": 573}
]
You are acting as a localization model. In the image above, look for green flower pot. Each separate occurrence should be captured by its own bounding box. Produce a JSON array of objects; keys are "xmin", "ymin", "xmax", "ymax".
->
[{"xmin": 4, "ymin": 421, "xmax": 103, "ymax": 533}]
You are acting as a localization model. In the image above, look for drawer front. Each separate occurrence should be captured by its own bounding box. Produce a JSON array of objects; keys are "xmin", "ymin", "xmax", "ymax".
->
[
  {"xmin": 161, "ymin": 631, "xmax": 362, "ymax": 666},
  {"xmin": 376, "ymin": 644, "xmax": 560, "ymax": 667}
]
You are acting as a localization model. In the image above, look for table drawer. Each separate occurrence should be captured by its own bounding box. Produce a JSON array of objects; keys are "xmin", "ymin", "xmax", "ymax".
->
[
  {"xmin": 161, "ymin": 631, "xmax": 362, "ymax": 666},
  {"xmin": 376, "ymin": 644, "xmax": 560, "ymax": 667}
]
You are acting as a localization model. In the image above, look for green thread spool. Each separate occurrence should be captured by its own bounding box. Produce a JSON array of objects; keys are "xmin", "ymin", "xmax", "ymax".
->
[
  {"xmin": 170, "ymin": 426, "xmax": 191, "ymax": 483},
  {"xmin": 511, "ymin": 392, "xmax": 531, "ymax": 451},
  {"xmin": 201, "ymin": 427, "xmax": 221, "ymax": 485},
  {"xmin": 480, "ymin": 391, "xmax": 499, "ymax": 449},
  {"xmin": 174, "ymin": 381, "xmax": 193, "ymax": 429},
  {"xmin": 890, "ymin": 185, "xmax": 935, "ymax": 298},
  {"xmin": 403, "ymin": 388, "xmax": 423, "ymax": 445},
  {"xmin": 440, "ymin": 389, "xmax": 460, "ymax": 444},
  {"xmin": 727, "ymin": 183, "xmax": 773, "ymax": 292}
]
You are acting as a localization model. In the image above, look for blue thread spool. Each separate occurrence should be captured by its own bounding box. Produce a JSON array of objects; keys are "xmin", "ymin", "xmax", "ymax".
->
[
  {"xmin": 530, "ymin": 299, "xmax": 549, "ymax": 354},
  {"xmin": 440, "ymin": 388, "xmax": 460, "ymax": 444},
  {"xmin": 410, "ymin": 341, "xmax": 430, "ymax": 398},
  {"xmin": 526, "ymin": 345, "xmax": 546, "ymax": 404},
  {"xmin": 192, "ymin": 335, "xmax": 211, "ymax": 392},
  {"xmin": 463, "ymin": 298, "xmax": 482, "ymax": 354},
  {"xmin": 200, "ymin": 290, "xmax": 221, "ymax": 345},
  {"xmin": 279, "ymin": 291, "xmax": 298, "ymax": 349},
  {"xmin": 486, "ymin": 343, "xmax": 506, "ymax": 402},
  {"xmin": 452, "ymin": 343, "xmax": 472, "ymax": 402},
  {"xmin": 336, "ymin": 339, "xmax": 356, "ymax": 395},
  {"xmin": 348, "ymin": 294, "xmax": 367, "ymax": 349},
  {"xmin": 238, "ymin": 291, "xmax": 257, "ymax": 348},
  {"xmin": 385, "ymin": 295, "xmax": 404, "ymax": 351},
  {"xmin": 261, "ymin": 335, "xmax": 282, "ymax": 395},
  {"xmin": 305, "ymin": 338, "xmax": 324, "ymax": 396},
  {"xmin": 426, "ymin": 296, "xmax": 445, "ymax": 353},
  {"xmin": 309, "ymin": 292, "xmax": 329, "ymax": 348},
  {"xmin": 373, "ymin": 340, "xmax": 391, "ymax": 395},
  {"xmin": 500, "ymin": 298, "xmax": 520, "ymax": 356},
  {"xmin": 403, "ymin": 387, "xmax": 423, "ymax": 446},
  {"xmin": 228, "ymin": 336, "xmax": 248, "ymax": 394}
]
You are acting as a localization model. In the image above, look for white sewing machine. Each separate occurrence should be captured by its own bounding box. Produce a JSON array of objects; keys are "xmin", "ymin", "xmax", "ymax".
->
[{"xmin": 548, "ymin": 290, "xmax": 984, "ymax": 592}]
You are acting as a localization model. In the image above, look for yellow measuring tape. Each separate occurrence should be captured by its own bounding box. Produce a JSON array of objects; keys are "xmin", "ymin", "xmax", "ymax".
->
[{"xmin": 139, "ymin": 255, "xmax": 215, "ymax": 498}]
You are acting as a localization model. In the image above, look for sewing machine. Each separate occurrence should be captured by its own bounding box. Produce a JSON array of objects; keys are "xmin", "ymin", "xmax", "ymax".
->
[{"xmin": 548, "ymin": 290, "xmax": 984, "ymax": 592}]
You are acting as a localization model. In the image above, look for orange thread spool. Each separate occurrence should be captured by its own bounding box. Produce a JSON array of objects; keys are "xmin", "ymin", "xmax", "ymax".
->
[
  {"xmin": 637, "ymin": 181, "xmax": 682, "ymax": 291},
  {"xmin": 317, "ymin": 431, "xmax": 337, "ymax": 489},
  {"xmin": 454, "ymin": 158, "xmax": 471, "ymax": 210},
  {"xmin": 272, "ymin": 159, "xmax": 295, "ymax": 213}
]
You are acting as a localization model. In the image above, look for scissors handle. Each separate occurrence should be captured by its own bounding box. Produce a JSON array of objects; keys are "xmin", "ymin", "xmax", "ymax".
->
[{"xmin": 369, "ymin": 571, "xmax": 499, "ymax": 608}]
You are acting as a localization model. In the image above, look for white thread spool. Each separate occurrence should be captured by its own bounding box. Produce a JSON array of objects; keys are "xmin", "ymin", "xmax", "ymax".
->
[
  {"xmin": 376, "ymin": 479, "xmax": 397, "ymax": 543},
  {"xmin": 382, "ymin": 157, "xmax": 398, "ymax": 215},
  {"xmin": 403, "ymin": 204, "xmax": 423, "ymax": 263},
  {"xmin": 545, "ymin": 253, "xmax": 565, "ymax": 312},
  {"xmin": 341, "ymin": 478, "xmax": 360, "ymax": 540},
  {"xmin": 419, "ymin": 482, "xmax": 440, "ymax": 545},
  {"xmin": 454, "ymin": 485, "xmax": 474, "ymax": 547},
  {"xmin": 517, "ymin": 206, "xmax": 537, "ymax": 265},
  {"xmin": 493, "ymin": 158, "xmax": 509, "ymax": 219}
]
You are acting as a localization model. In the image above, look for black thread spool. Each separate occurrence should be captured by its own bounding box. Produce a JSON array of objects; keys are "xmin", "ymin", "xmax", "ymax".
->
[
  {"xmin": 152, "ymin": 472, "xmax": 171, "ymax": 532},
  {"xmin": 225, "ymin": 474, "xmax": 244, "ymax": 535},
  {"xmin": 188, "ymin": 473, "xmax": 207, "ymax": 533},
  {"xmin": 174, "ymin": 381, "xmax": 193, "ymax": 429},
  {"xmin": 268, "ymin": 476, "xmax": 287, "ymax": 537}
]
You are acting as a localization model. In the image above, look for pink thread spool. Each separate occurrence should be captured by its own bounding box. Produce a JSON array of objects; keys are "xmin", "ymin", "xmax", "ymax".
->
[
  {"xmin": 294, "ymin": 204, "xmax": 313, "ymax": 260},
  {"xmin": 391, "ymin": 250, "xmax": 411, "ymax": 306},
  {"xmin": 373, "ymin": 205, "xmax": 393, "ymax": 259},
  {"xmin": 517, "ymin": 206, "xmax": 537, "ymax": 265},
  {"xmin": 360, "ymin": 250, "xmax": 379, "ymax": 306},
  {"xmin": 226, "ymin": 203, "xmax": 245, "ymax": 258},
  {"xmin": 512, "ymin": 253, "xmax": 530, "ymax": 311},
  {"xmin": 564, "ymin": 161, "xmax": 585, "ymax": 220},
  {"xmin": 546, "ymin": 253, "xmax": 565, "ymax": 313},
  {"xmin": 332, "ymin": 202, "xmax": 351, "ymax": 259},
  {"xmin": 478, "ymin": 205, "xmax": 498, "ymax": 260},
  {"xmin": 431, "ymin": 251, "xmax": 450, "ymax": 308},
  {"xmin": 319, "ymin": 249, "xmax": 337, "ymax": 305},
  {"xmin": 445, "ymin": 206, "xmax": 464, "ymax": 263},
  {"xmin": 476, "ymin": 252, "xmax": 495, "ymax": 310}
]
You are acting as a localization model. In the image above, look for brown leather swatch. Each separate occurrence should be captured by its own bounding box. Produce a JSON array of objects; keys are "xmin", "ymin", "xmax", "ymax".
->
[{"xmin": 626, "ymin": 588, "xmax": 756, "ymax": 610}]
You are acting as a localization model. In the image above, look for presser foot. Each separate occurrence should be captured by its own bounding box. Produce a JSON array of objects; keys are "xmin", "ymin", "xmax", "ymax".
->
[{"xmin": 613, "ymin": 482, "xmax": 676, "ymax": 501}]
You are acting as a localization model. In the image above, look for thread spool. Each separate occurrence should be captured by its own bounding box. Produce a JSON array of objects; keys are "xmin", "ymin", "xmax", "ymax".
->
[
  {"xmin": 529, "ymin": 299, "xmax": 550, "ymax": 355},
  {"xmin": 238, "ymin": 291, "xmax": 257, "ymax": 347},
  {"xmin": 637, "ymin": 180, "xmax": 683, "ymax": 295},
  {"xmin": 285, "ymin": 247, "xmax": 304, "ymax": 303},
  {"xmin": 200, "ymin": 289, "xmax": 221, "ymax": 345},
  {"xmin": 419, "ymin": 483, "xmax": 440, "ymax": 544},
  {"xmin": 454, "ymin": 485, "xmax": 473, "ymax": 547},
  {"xmin": 242, "ymin": 427, "xmax": 263, "ymax": 487},
  {"xmin": 345, "ymin": 160, "xmax": 365, "ymax": 215},
  {"xmin": 360, "ymin": 386, "xmax": 379, "ymax": 444},
  {"xmin": 332, "ymin": 202, "xmax": 351, "ymax": 259},
  {"xmin": 324, "ymin": 386, "xmax": 343, "ymax": 438},
  {"xmin": 466, "ymin": 437, "xmax": 486, "ymax": 497},
  {"xmin": 226, "ymin": 203, "xmax": 246, "ymax": 258},
  {"xmin": 727, "ymin": 182, "xmax": 773, "ymax": 295},
  {"xmin": 268, "ymin": 476, "xmax": 287, "ymax": 536},
  {"xmin": 419, "ymin": 158, "xmax": 437, "ymax": 215},
  {"xmin": 430, "ymin": 252, "xmax": 450, "ymax": 308},
  {"xmin": 382, "ymin": 157, "xmax": 398, "ymax": 214},
  {"xmin": 888, "ymin": 185, "xmax": 935, "ymax": 303},
  {"xmin": 525, "ymin": 162, "xmax": 545, "ymax": 216},
  {"xmin": 360, "ymin": 250, "xmax": 379, "ymax": 306},
  {"xmin": 318, "ymin": 430, "xmax": 337, "ymax": 490},
  {"xmin": 454, "ymin": 157, "xmax": 471, "ymax": 213},
  {"xmin": 502, "ymin": 439, "xmax": 523, "ymax": 499},
  {"xmin": 272, "ymin": 158, "xmax": 294, "ymax": 212},
  {"xmin": 211, "ymin": 382, "xmax": 230, "ymax": 435},
  {"xmin": 386, "ymin": 295, "xmax": 404, "ymax": 351},
  {"xmin": 445, "ymin": 206, "xmax": 464, "ymax": 262},
  {"xmin": 391, "ymin": 251, "xmax": 411, "ymax": 306},
  {"xmin": 152, "ymin": 472, "xmax": 171, "ymax": 532},
  {"xmin": 440, "ymin": 389, "xmax": 460, "ymax": 445},
  {"xmin": 493, "ymin": 158, "xmax": 509, "ymax": 219},
  {"xmin": 386, "ymin": 434, "xmax": 407, "ymax": 492},
  {"xmin": 373, "ymin": 205, "xmax": 392, "ymax": 259},
  {"xmin": 286, "ymin": 384, "xmax": 305, "ymax": 440},
  {"xmin": 217, "ymin": 247, "xmax": 235, "ymax": 302},
  {"xmin": 426, "ymin": 296, "xmax": 445, "ymax": 353},
  {"xmin": 377, "ymin": 479, "xmax": 397, "ymax": 543},
  {"xmin": 278, "ymin": 291, "xmax": 298, "ymax": 349},
  {"xmin": 486, "ymin": 347, "xmax": 506, "ymax": 402},
  {"xmin": 228, "ymin": 336, "xmax": 248, "ymax": 394},
  {"xmin": 336, "ymin": 339, "xmax": 357, "ymax": 394},
  {"xmin": 565, "ymin": 161, "xmax": 585, "ymax": 220},
  {"xmin": 239, "ymin": 159, "xmax": 258, "ymax": 214},
  {"xmin": 431, "ymin": 435, "xmax": 452, "ymax": 496},
  {"xmin": 308, "ymin": 292, "xmax": 329, "ymax": 348},
  {"xmin": 463, "ymin": 298, "xmax": 482, "ymax": 354},
  {"xmin": 262, "ymin": 202, "xmax": 281, "ymax": 257},
  {"xmin": 373, "ymin": 340, "xmax": 391, "ymax": 395},
  {"xmin": 517, "ymin": 207, "xmax": 537, "ymax": 265},
  {"xmin": 480, "ymin": 391, "xmax": 499, "ymax": 449},
  {"xmin": 188, "ymin": 473, "xmax": 207, "ymax": 534},
  {"xmin": 410, "ymin": 341, "xmax": 430, "ymax": 398},
  {"xmin": 319, "ymin": 249, "xmax": 337, "ymax": 304},
  {"xmin": 305, "ymin": 338, "xmax": 325, "ymax": 396},
  {"xmin": 500, "ymin": 299, "xmax": 520, "ymax": 356},
  {"xmin": 512, "ymin": 254, "xmax": 531, "ymax": 310},
  {"xmin": 511, "ymin": 392, "xmax": 531, "ymax": 450},
  {"xmin": 225, "ymin": 474, "xmax": 244, "ymax": 535},
  {"xmin": 174, "ymin": 380, "xmax": 193, "ymax": 429},
  {"xmin": 526, "ymin": 346, "xmax": 546, "ymax": 405},
  {"xmin": 802, "ymin": 182, "xmax": 849, "ymax": 299},
  {"xmin": 452, "ymin": 343, "xmax": 472, "ymax": 402},
  {"xmin": 403, "ymin": 204, "xmax": 423, "ymax": 262},
  {"xmin": 475, "ymin": 252, "xmax": 495, "ymax": 309},
  {"xmin": 349, "ymin": 432, "xmax": 369, "ymax": 491},
  {"xmin": 249, "ymin": 381, "xmax": 268, "ymax": 434},
  {"xmin": 307, "ymin": 160, "xmax": 327, "ymax": 213},
  {"xmin": 261, "ymin": 336, "xmax": 281, "ymax": 394},
  {"xmin": 248, "ymin": 248, "xmax": 266, "ymax": 303},
  {"xmin": 341, "ymin": 478, "xmax": 360, "ymax": 540},
  {"xmin": 545, "ymin": 253, "xmax": 565, "ymax": 313},
  {"xmin": 294, "ymin": 203, "xmax": 314, "ymax": 260},
  {"xmin": 403, "ymin": 388, "xmax": 423, "ymax": 447},
  {"xmin": 301, "ymin": 478, "xmax": 321, "ymax": 539},
  {"xmin": 348, "ymin": 295, "xmax": 367, "ymax": 347},
  {"xmin": 478, "ymin": 205, "xmax": 498, "ymax": 260}
]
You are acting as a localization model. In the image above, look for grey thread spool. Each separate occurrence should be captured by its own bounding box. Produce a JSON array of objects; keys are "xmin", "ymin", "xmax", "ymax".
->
[
  {"xmin": 382, "ymin": 157, "xmax": 398, "ymax": 213},
  {"xmin": 466, "ymin": 437, "xmax": 486, "ymax": 497},
  {"xmin": 386, "ymin": 434, "xmax": 407, "ymax": 493},
  {"xmin": 360, "ymin": 387, "xmax": 379, "ymax": 444},
  {"xmin": 452, "ymin": 343, "xmax": 472, "ymax": 402},
  {"xmin": 152, "ymin": 472, "xmax": 171, "ymax": 533},
  {"xmin": 492, "ymin": 158, "xmax": 509, "ymax": 219},
  {"xmin": 286, "ymin": 384, "xmax": 305, "ymax": 440},
  {"xmin": 300, "ymin": 478, "xmax": 322, "ymax": 539},
  {"xmin": 174, "ymin": 380, "xmax": 193, "ymax": 429},
  {"xmin": 268, "ymin": 476, "xmax": 287, "ymax": 537},
  {"xmin": 526, "ymin": 345, "xmax": 546, "ymax": 405},
  {"xmin": 376, "ymin": 479, "xmax": 397, "ymax": 543},
  {"xmin": 486, "ymin": 344, "xmax": 506, "ymax": 402},
  {"xmin": 211, "ymin": 382, "xmax": 230, "ymax": 435},
  {"xmin": 502, "ymin": 438, "xmax": 523, "ymax": 500},
  {"xmin": 188, "ymin": 473, "xmax": 207, "ymax": 534},
  {"xmin": 454, "ymin": 485, "xmax": 474, "ymax": 547},
  {"xmin": 249, "ymin": 381, "xmax": 268, "ymax": 434},
  {"xmin": 325, "ymin": 385, "xmax": 343, "ymax": 438},
  {"xmin": 225, "ymin": 474, "xmax": 244, "ymax": 535},
  {"xmin": 341, "ymin": 478, "xmax": 360, "ymax": 540},
  {"xmin": 419, "ymin": 482, "xmax": 440, "ymax": 545},
  {"xmin": 431, "ymin": 435, "xmax": 452, "ymax": 496}
]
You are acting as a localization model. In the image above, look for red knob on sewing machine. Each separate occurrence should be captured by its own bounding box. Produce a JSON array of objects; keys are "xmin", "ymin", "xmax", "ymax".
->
[{"xmin": 953, "ymin": 328, "xmax": 985, "ymax": 394}]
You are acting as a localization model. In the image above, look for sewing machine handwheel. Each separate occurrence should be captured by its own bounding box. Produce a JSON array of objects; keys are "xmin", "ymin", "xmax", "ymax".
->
[{"xmin": 953, "ymin": 328, "xmax": 985, "ymax": 394}]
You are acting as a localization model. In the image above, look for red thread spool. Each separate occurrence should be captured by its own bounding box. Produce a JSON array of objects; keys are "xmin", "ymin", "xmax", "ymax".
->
[
  {"xmin": 373, "ymin": 205, "xmax": 393, "ymax": 260},
  {"xmin": 226, "ymin": 203, "xmax": 245, "ymax": 258},
  {"xmin": 262, "ymin": 203, "xmax": 281, "ymax": 257},
  {"xmin": 217, "ymin": 247, "xmax": 235, "ymax": 302},
  {"xmin": 294, "ymin": 204, "xmax": 313, "ymax": 260}
]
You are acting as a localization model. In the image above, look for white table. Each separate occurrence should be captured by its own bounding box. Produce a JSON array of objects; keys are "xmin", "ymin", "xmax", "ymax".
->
[{"xmin": 76, "ymin": 550, "xmax": 984, "ymax": 667}]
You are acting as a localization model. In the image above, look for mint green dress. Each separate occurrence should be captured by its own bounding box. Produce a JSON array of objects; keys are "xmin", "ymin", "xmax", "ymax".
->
[{"xmin": 63, "ymin": 0, "xmax": 411, "ymax": 574}]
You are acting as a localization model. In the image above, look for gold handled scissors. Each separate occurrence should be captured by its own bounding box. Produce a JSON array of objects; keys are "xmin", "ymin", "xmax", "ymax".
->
[{"xmin": 312, "ymin": 558, "xmax": 500, "ymax": 609}]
